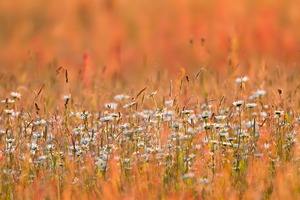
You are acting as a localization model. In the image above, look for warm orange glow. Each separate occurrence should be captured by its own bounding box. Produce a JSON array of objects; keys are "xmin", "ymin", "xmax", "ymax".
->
[{"xmin": 0, "ymin": 0, "xmax": 299, "ymax": 77}]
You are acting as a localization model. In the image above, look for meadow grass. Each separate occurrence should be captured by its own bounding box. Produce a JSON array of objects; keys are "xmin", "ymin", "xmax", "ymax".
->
[{"xmin": 0, "ymin": 65, "xmax": 300, "ymax": 199}]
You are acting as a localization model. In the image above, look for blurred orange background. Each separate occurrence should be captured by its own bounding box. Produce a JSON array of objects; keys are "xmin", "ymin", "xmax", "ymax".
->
[{"xmin": 0, "ymin": 0, "xmax": 299, "ymax": 78}]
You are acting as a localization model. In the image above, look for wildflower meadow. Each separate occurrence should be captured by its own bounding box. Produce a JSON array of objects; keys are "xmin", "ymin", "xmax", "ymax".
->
[{"xmin": 1, "ymin": 0, "xmax": 300, "ymax": 199}]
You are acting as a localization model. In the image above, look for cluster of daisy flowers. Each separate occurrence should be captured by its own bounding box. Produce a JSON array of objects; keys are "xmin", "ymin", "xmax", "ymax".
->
[{"xmin": 0, "ymin": 77, "xmax": 298, "ymax": 188}]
